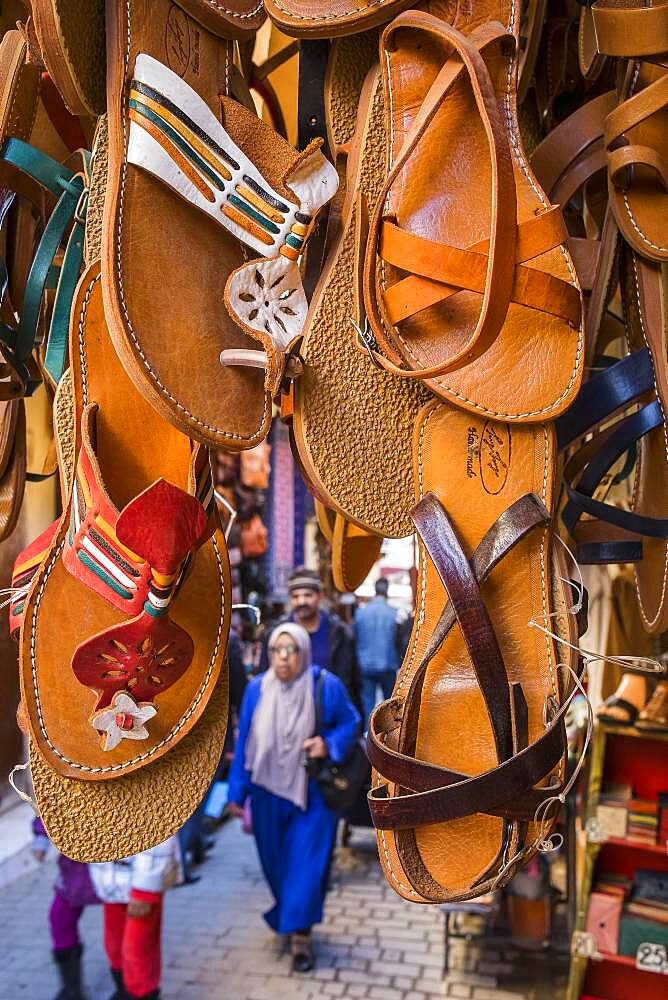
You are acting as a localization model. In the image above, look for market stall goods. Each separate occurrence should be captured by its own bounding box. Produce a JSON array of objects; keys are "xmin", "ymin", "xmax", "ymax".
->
[
  {"xmin": 365, "ymin": 400, "xmax": 581, "ymax": 901},
  {"xmin": 102, "ymin": 0, "xmax": 336, "ymax": 452},
  {"xmin": 18, "ymin": 262, "xmax": 231, "ymax": 860},
  {"xmin": 315, "ymin": 499, "xmax": 382, "ymax": 593}
]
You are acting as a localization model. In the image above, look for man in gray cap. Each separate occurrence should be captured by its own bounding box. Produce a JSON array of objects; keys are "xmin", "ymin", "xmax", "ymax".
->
[{"xmin": 259, "ymin": 567, "xmax": 361, "ymax": 713}]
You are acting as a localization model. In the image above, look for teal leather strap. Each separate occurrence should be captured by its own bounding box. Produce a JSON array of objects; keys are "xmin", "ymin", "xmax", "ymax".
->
[
  {"xmin": 1, "ymin": 138, "xmax": 75, "ymax": 198},
  {"xmin": 43, "ymin": 190, "xmax": 87, "ymax": 384},
  {"xmin": 0, "ymin": 139, "xmax": 89, "ymax": 392}
]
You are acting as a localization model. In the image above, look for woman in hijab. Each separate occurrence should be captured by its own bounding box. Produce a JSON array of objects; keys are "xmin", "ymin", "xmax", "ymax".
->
[{"xmin": 228, "ymin": 621, "xmax": 360, "ymax": 971}]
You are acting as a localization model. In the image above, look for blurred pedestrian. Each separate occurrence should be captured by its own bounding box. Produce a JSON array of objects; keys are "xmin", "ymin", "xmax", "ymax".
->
[
  {"xmin": 89, "ymin": 836, "xmax": 182, "ymax": 1000},
  {"xmin": 228, "ymin": 622, "xmax": 360, "ymax": 972},
  {"xmin": 354, "ymin": 577, "xmax": 399, "ymax": 724},
  {"xmin": 259, "ymin": 567, "xmax": 362, "ymax": 713},
  {"xmin": 31, "ymin": 816, "xmax": 99, "ymax": 1000}
]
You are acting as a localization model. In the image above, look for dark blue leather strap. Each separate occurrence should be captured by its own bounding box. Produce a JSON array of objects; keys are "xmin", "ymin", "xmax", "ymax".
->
[
  {"xmin": 556, "ymin": 348, "xmax": 655, "ymax": 449},
  {"xmin": 562, "ymin": 399, "xmax": 668, "ymax": 544}
]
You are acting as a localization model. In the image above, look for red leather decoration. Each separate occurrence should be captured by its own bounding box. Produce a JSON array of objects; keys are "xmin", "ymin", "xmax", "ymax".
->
[
  {"xmin": 115, "ymin": 479, "xmax": 211, "ymax": 574},
  {"xmin": 72, "ymin": 612, "xmax": 194, "ymax": 710}
]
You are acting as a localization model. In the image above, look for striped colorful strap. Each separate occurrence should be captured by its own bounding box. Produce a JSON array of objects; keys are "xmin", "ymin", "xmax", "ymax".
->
[{"xmin": 63, "ymin": 407, "xmax": 215, "ymax": 620}]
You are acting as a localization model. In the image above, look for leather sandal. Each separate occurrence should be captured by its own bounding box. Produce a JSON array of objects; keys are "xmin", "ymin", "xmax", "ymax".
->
[
  {"xmin": 18, "ymin": 261, "xmax": 232, "ymax": 861},
  {"xmin": 29, "ymin": 0, "xmax": 106, "ymax": 116},
  {"xmin": 597, "ymin": 673, "xmax": 647, "ymax": 726},
  {"xmin": 530, "ymin": 90, "xmax": 619, "ymax": 364},
  {"xmin": 556, "ymin": 337, "xmax": 668, "ymax": 633},
  {"xmin": 361, "ymin": 4, "xmax": 584, "ymax": 423},
  {"xmin": 315, "ymin": 500, "xmax": 382, "ymax": 592},
  {"xmin": 637, "ymin": 681, "xmax": 668, "ymax": 732},
  {"xmin": 366, "ymin": 399, "xmax": 580, "ymax": 902},
  {"xmin": 102, "ymin": 0, "xmax": 337, "ymax": 452},
  {"xmin": 290, "ymin": 59, "xmax": 430, "ymax": 540}
]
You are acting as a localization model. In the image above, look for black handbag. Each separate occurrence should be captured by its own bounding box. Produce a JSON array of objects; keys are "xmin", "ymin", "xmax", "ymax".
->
[{"xmin": 304, "ymin": 671, "xmax": 370, "ymax": 813}]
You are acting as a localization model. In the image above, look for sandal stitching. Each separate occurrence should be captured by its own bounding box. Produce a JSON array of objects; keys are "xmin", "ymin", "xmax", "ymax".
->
[
  {"xmin": 269, "ymin": 0, "xmax": 391, "ymax": 23},
  {"xmin": 28, "ymin": 271, "xmax": 227, "ymax": 773},
  {"xmin": 379, "ymin": 0, "xmax": 584, "ymax": 420},
  {"xmin": 630, "ymin": 254, "xmax": 668, "ymax": 630},
  {"xmin": 203, "ymin": 0, "xmax": 264, "ymax": 18},
  {"xmin": 116, "ymin": 0, "xmax": 270, "ymax": 443},
  {"xmin": 618, "ymin": 63, "xmax": 667, "ymax": 255}
]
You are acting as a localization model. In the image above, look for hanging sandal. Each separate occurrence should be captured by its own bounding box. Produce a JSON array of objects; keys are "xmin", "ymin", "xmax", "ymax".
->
[
  {"xmin": 360, "ymin": 6, "xmax": 583, "ymax": 423},
  {"xmin": 366, "ymin": 398, "xmax": 580, "ymax": 902},
  {"xmin": 315, "ymin": 500, "xmax": 382, "ymax": 593},
  {"xmin": 18, "ymin": 261, "xmax": 231, "ymax": 861},
  {"xmin": 102, "ymin": 0, "xmax": 336, "ymax": 453},
  {"xmin": 289, "ymin": 61, "xmax": 430, "ymax": 540}
]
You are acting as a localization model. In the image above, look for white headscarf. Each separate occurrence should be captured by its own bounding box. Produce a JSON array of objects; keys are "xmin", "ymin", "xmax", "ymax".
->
[{"xmin": 244, "ymin": 623, "xmax": 316, "ymax": 809}]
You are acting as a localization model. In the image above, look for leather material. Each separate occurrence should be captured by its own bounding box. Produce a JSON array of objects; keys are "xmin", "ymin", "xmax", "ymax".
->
[
  {"xmin": 591, "ymin": 0, "xmax": 668, "ymax": 59},
  {"xmin": 20, "ymin": 262, "xmax": 231, "ymax": 782},
  {"xmin": 264, "ymin": 0, "xmax": 431, "ymax": 39},
  {"xmin": 370, "ymin": 399, "xmax": 575, "ymax": 903},
  {"xmin": 620, "ymin": 243, "xmax": 668, "ymax": 634},
  {"xmin": 102, "ymin": 0, "xmax": 299, "ymax": 451},
  {"xmin": 606, "ymin": 62, "xmax": 668, "ymax": 263},
  {"xmin": 315, "ymin": 500, "xmax": 383, "ymax": 592},
  {"xmin": 292, "ymin": 55, "xmax": 431, "ymax": 540},
  {"xmin": 362, "ymin": 2, "xmax": 583, "ymax": 423}
]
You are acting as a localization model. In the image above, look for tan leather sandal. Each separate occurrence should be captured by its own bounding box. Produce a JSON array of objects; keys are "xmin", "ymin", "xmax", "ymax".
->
[
  {"xmin": 290, "ymin": 59, "xmax": 429, "ymax": 540},
  {"xmin": 102, "ymin": 0, "xmax": 337, "ymax": 452},
  {"xmin": 18, "ymin": 261, "xmax": 231, "ymax": 861},
  {"xmin": 315, "ymin": 500, "xmax": 382, "ymax": 592},
  {"xmin": 361, "ymin": 3, "xmax": 584, "ymax": 423},
  {"xmin": 366, "ymin": 399, "xmax": 580, "ymax": 902}
]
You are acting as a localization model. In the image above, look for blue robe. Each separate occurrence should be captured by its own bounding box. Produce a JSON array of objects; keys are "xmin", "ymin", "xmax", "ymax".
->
[{"xmin": 228, "ymin": 665, "xmax": 361, "ymax": 934}]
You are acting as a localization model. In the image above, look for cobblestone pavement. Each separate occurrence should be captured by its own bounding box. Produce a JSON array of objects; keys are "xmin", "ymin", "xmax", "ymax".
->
[{"xmin": 0, "ymin": 820, "xmax": 567, "ymax": 1000}]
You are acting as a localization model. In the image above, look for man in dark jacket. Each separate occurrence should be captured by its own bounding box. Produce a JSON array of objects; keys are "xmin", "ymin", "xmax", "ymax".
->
[{"xmin": 259, "ymin": 567, "xmax": 362, "ymax": 714}]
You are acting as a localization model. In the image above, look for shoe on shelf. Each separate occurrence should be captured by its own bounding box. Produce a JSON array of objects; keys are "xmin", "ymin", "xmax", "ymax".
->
[
  {"xmin": 597, "ymin": 673, "xmax": 648, "ymax": 726},
  {"xmin": 637, "ymin": 682, "xmax": 668, "ymax": 732}
]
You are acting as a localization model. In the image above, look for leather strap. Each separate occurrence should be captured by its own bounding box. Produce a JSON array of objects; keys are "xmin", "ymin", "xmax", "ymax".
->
[
  {"xmin": 0, "ymin": 139, "xmax": 89, "ymax": 392},
  {"xmin": 298, "ymin": 39, "xmax": 331, "ymax": 302},
  {"xmin": 531, "ymin": 90, "xmax": 616, "ymax": 198},
  {"xmin": 363, "ymin": 15, "xmax": 518, "ymax": 379},
  {"xmin": 563, "ymin": 399, "xmax": 668, "ymax": 541},
  {"xmin": 379, "ymin": 212, "xmax": 579, "ymax": 328},
  {"xmin": 367, "ymin": 494, "xmax": 580, "ymax": 830},
  {"xmin": 415, "ymin": 493, "xmax": 514, "ymax": 767},
  {"xmin": 556, "ymin": 347, "xmax": 654, "ymax": 449},
  {"xmin": 592, "ymin": 0, "xmax": 668, "ymax": 59},
  {"xmin": 366, "ymin": 492, "xmax": 568, "ymax": 830}
]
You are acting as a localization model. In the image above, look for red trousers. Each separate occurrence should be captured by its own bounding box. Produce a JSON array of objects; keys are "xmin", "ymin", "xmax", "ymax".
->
[{"xmin": 103, "ymin": 890, "xmax": 162, "ymax": 998}]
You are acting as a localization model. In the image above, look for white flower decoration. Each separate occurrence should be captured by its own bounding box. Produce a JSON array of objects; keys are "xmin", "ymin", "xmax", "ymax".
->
[
  {"xmin": 226, "ymin": 258, "xmax": 308, "ymax": 350},
  {"xmin": 91, "ymin": 691, "xmax": 157, "ymax": 751}
]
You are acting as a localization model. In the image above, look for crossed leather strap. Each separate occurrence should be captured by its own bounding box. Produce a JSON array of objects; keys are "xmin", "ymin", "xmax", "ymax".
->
[
  {"xmin": 361, "ymin": 12, "xmax": 581, "ymax": 380},
  {"xmin": 367, "ymin": 493, "xmax": 585, "ymax": 842}
]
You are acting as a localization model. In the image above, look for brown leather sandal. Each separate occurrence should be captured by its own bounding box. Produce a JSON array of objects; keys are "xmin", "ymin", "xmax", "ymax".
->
[
  {"xmin": 361, "ymin": 4, "xmax": 584, "ymax": 423},
  {"xmin": 102, "ymin": 0, "xmax": 338, "ymax": 452},
  {"xmin": 366, "ymin": 399, "xmax": 579, "ymax": 902},
  {"xmin": 19, "ymin": 261, "xmax": 231, "ymax": 861},
  {"xmin": 530, "ymin": 90, "xmax": 619, "ymax": 364}
]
